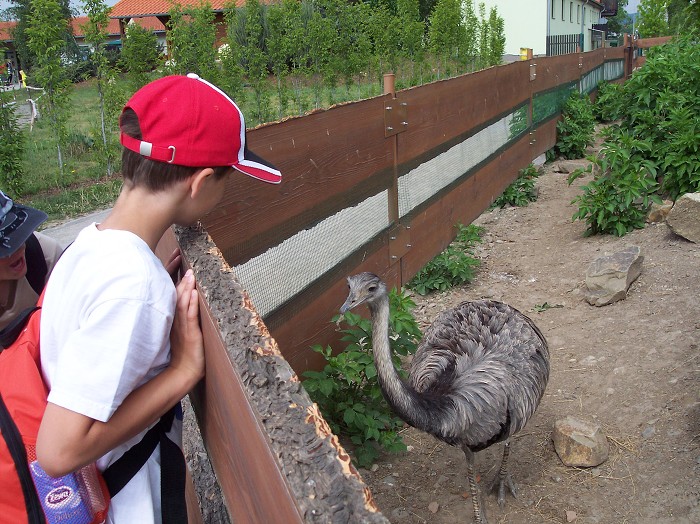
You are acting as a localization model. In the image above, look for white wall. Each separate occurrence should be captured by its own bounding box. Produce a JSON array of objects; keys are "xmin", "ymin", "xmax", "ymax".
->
[
  {"xmin": 478, "ymin": 0, "xmax": 548, "ymax": 56},
  {"xmin": 476, "ymin": 0, "xmax": 603, "ymax": 56}
]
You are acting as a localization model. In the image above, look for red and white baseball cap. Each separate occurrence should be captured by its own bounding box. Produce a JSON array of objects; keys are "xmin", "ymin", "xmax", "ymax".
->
[{"xmin": 120, "ymin": 74, "xmax": 281, "ymax": 184}]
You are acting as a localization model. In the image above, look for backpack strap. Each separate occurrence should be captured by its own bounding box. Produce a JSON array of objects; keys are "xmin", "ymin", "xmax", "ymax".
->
[
  {"xmin": 102, "ymin": 405, "xmax": 187, "ymax": 523},
  {"xmin": 0, "ymin": 307, "xmax": 39, "ymax": 350},
  {"xmin": 24, "ymin": 234, "xmax": 48, "ymax": 297},
  {"xmin": 0, "ymin": 393, "xmax": 46, "ymax": 524}
]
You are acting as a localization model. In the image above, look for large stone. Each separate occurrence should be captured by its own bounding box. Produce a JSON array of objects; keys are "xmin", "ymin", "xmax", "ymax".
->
[
  {"xmin": 584, "ymin": 246, "xmax": 643, "ymax": 306},
  {"xmin": 553, "ymin": 416, "xmax": 609, "ymax": 468},
  {"xmin": 647, "ymin": 200, "xmax": 673, "ymax": 223},
  {"xmin": 667, "ymin": 193, "xmax": 700, "ymax": 243}
]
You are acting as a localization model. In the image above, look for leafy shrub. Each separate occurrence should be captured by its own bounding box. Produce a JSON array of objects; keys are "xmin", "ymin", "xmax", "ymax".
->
[
  {"xmin": 0, "ymin": 94, "xmax": 25, "ymax": 193},
  {"xmin": 492, "ymin": 163, "xmax": 542, "ymax": 208},
  {"xmin": 408, "ymin": 224, "xmax": 483, "ymax": 295},
  {"xmin": 594, "ymin": 81, "xmax": 624, "ymax": 123},
  {"xmin": 555, "ymin": 93, "xmax": 596, "ymax": 159},
  {"xmin": 303, "ymin": 287, "xmax": 422, "ymax": 467},
  {"xmin": 618, "ymin": 33, "xmax": 700, "ymax": 201},
  {"xmin": 568, "ymin": 128, "xmax": 662, "ymax": 236}
]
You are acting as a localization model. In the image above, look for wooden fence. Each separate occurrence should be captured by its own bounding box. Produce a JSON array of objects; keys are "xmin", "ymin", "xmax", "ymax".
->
[{"xmin": 155, "ymin": 38, "xmax": 665, "ymax": 522}]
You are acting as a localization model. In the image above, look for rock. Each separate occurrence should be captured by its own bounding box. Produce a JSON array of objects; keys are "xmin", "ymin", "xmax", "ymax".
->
[
  {"xmin": 642, "ymin": 426, "xmax": 656, "ymax": 439},
  {"xmin": 566, "ymin": 510, "xmax": 578, "ymax": 522},
  {"xmin": 553, "ymin": 159, "xmax": 590, "ymax": 174},
  {"xmin": 647, "ymin": 200, "xmax": 673, "ymax": 223},
  {"xmin": 667, "ymin": 193, "xmax": 700, "ymax": 242},
  {"xmin": 382, "ymin": 475, "xmax": 396, "ymax": 486},
  {"xmin": 428, "ymin": 501, "xmax": 439, "ymax": 513},
  {"xmin": 553, "ymin": 416, "xmax": 610, "ymax": 467},
  {"xmin": 584, "ymin": 246, "xmax": 644, "ymax": 306}
]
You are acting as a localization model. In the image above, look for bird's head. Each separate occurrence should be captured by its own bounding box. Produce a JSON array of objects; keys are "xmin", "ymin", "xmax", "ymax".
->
[{"xmin": 340, "ymin": 272, "xmax": 387, "ymax": 314}]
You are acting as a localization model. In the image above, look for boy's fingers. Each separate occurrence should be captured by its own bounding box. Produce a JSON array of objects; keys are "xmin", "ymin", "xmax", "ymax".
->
[{"xmin": 188, "ymin": 289, "xmax": 199, "ymax": 320}]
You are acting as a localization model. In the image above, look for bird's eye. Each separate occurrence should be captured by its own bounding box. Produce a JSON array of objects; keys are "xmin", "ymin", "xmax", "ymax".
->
[{"xmin": 368, "ymin": 285, "xmax": 376, "ymax": 292}]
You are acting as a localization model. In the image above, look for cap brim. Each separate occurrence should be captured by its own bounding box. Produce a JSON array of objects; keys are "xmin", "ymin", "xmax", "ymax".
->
[
  {"xmin": 233, "ymin": 147, "xmax": 282, "ymax": 184},
  {"xmin": 0, "ymin": 204, "xmax": 47, "ymax": 257}
]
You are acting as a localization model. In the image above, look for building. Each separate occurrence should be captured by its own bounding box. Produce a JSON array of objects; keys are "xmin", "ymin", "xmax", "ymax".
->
[
  {"xmin": 71, "ymin": 15, "xmax": 167, "ymax": 52},
  {"xmin": 108, "ymin": 0, "xmax": 232, "ymax": 55},
  {"xmin": 478, "ymin": 0, "xmax": 610, "ymax": 57}
]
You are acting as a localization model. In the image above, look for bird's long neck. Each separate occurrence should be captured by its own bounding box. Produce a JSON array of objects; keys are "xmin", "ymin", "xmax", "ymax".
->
[{"xmin": 368, "ymin": 295, "xmax": 437, "ymax": 432}]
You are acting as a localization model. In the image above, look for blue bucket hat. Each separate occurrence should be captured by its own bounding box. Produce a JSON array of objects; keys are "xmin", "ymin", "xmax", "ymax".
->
[{"xmin": 0, "ymin": 191, "xmax": 47, "ymax": 257}]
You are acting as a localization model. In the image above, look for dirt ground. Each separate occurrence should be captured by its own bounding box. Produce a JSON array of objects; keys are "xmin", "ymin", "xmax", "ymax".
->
[{"xmin": 357, "ymin": 143, "xmax": 700, "ymax": 523}]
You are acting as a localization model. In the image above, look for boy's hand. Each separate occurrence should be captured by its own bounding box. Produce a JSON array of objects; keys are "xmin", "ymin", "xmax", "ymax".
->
[
  {"xmin": 164, "ymin": 248, "xmax": 182, "ymax": 284},
  {"xmin": 169, "ymin": 269, "xmax": 205, "ymax": 385}
]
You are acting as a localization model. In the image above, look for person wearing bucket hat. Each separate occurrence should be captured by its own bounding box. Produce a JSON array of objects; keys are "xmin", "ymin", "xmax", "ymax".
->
[
  {"xmin": 35, "ymin": 74, "xmax": 282, "ymax": 524},
  {"xmin": 0, "ymin": 191, "xmax": 64, "ymax": 331}
]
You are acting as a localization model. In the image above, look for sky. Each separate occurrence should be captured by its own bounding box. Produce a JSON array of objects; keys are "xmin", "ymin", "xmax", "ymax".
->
[{"xmin": 1, "ymin": 0, "xmax": 643, "ymax": 18}]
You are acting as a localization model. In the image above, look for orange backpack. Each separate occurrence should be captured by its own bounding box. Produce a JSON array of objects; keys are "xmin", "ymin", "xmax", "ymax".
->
[{"xmin": 0, "ymin": 293, "xmax": 186, "ymax": 524}]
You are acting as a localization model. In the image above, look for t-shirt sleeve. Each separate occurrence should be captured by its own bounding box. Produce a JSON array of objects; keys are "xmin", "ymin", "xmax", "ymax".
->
[{"xmin": 47, "ymin": 298, "xmax": 172, "ymax": 422}]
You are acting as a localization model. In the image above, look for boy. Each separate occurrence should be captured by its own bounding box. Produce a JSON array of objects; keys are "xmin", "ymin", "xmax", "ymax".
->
[
  {"xmin": 36, "ymin": 74, "xmax": 281, "ymax": 523},
  {"xmin": 0, "ymin": 191, "xmax": 64, "ymax": 331}
]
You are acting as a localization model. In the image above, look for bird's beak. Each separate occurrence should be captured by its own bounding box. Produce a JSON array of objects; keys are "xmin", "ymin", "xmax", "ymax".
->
[{"xmin": 339, "ymin": 298, "xmax": 353, "ymax": 314}]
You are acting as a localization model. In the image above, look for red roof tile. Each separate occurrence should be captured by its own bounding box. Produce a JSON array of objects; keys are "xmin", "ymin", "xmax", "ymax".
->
[
  {"xmin": 0, "ymin": 21, "xmax": 17, "ymax": 42},
  {"xmin": 109, "ymin": 0, "xmax": 240, "ymax": 18}
]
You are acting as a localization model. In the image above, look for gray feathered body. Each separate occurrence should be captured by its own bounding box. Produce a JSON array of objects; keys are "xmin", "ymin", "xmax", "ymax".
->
[
  {"xmin": 341, "ymin": 273, "xmax": 549, "ymax": 455},
  {"xmin": 406, "ymin": 300, "xmax": 549, "ymax": 452}
]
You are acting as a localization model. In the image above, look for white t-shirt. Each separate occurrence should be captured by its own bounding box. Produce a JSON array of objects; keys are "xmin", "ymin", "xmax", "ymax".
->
[{"xmin": 40, "ymin": 223, "xmax": 177, "ymax": 524}]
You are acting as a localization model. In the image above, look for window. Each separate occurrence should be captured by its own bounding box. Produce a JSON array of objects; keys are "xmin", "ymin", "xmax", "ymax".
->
[
  {"xmin": 577, "ymin": 5, "xmax": 580, "ymax": 23},
  {"xmin": 562, "ymin": 0, "xmax": 565, "ymax": 20},
  {"xmin": 570, "ymin": 2, "xmax": 573, "ymax": 22},
  {"xmin": 552, "ymin": 0, "xmax": 556, "ymax": 18}
]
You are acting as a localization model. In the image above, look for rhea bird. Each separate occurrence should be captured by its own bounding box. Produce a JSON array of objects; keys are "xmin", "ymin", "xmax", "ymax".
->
[{"xmin": 340, "ymin": 272, "xmax": 549, "ymax": 524}]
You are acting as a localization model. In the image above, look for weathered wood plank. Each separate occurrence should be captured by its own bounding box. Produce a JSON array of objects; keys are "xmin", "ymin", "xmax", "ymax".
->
[
  {"xmin": 201, "ymin": 97, "xmax": 394, "ymax": 265},
  {"xmin": 159, "ymin": 226, "xmax": 389, "ymax": 523}
]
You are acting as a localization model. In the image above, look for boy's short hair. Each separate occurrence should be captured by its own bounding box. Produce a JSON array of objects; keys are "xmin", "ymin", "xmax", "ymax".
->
[{"xmin": 119, "ymin": 74, "xmax": 281, "ymax": 189}]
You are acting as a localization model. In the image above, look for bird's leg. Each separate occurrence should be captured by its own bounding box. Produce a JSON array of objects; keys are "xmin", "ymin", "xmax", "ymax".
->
[
  {"xmin": 490, "ymin": 439, "xmax": 518, "ymax": 508},
  {"xmin": 463, "ymin": 446, "xmax": 488, "ymax": 524}
]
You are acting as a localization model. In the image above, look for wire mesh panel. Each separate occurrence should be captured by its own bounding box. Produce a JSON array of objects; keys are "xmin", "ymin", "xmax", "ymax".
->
[
  {"xmin": 398, "ymin": 107, "xmax": 527, "ymax": 218},
  {"xmin": 532, "ymin": 82, "xmax": 578, "ymax": 126},
  {"xmin": 604, "ymin": 59, "xmax": 625, "ymax": 81},
  {"xmin": 234, "ymin": 191, "xmax": 391, "ymax": 317},
  {"xmin": 580, "ymin": 65, "xmax": 604, "ymax": 94}
]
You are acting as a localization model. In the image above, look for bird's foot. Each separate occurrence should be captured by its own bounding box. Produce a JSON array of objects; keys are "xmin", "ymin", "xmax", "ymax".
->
[{"xmin": 490, "ymin": 473, "xmax": 517, "ymax": 508}]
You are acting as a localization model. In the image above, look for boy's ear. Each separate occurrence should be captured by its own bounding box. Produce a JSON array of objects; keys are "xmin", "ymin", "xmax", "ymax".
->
[{"xmin": 189, "ymin": 168, "xmax": 216, "ymax": 198}]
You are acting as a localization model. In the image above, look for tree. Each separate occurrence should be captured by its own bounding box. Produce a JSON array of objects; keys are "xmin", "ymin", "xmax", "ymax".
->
[
  {"xmin": 0, "ymin": 91, "xmax": 25, "ymax": 192},
  {"xmin": 637, "ymin": 0, "xmax": 670, "ymax": 37},
  {"xmin": 667, "ymin": 0, "xmax": 700, "ymax": 33},
  {"xmin": 476, "ymin": 1, "xmax": 490, "ymax": 69},
  {"xmin": 242, "ymin": 0, "xmax": 272, "ymax": 123},
  {"xmin": 82, "ymin": 0, "xmax": 119, "ymax": 177},
  {"xmin": 221, "ymin": 2, "xmax": 246, "ymax": 105},
  {"xmin": 167, "ymin": 3, "xmax": 219, "ymax": 83},
  {"xmin": 428, "ymin": 0, "xmax": 462, "ymax": 78},
  {"xmin": 486, "ymin": 6, "xmax": 505, "ymax": 66},
  {"xmin": 397, "ymin": 0, "xmax": 426, "ymax": 84},
  {"xmin": 120, "ymin": 22, "xmax": 160, "ymax": 92},
  {"xmin": 7, "ymin": 0, "xmax": 74, "ymax": 72},
  {"xmin": 265, "ymin": 2, "xmax": 292, "ymax": 117},
  {"xmin": 26, "ymin": 0, "xmax": 71, "ymax": 178},
  {"xmin": 461, "ymin": 0, "xmax": 479, "ymax": 70}
]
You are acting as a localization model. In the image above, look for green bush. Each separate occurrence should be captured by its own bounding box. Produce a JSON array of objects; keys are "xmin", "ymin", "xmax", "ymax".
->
[
  {"xmin": 303, "ymin": 287, "xmax": 422, "ymax": 467},
  {"xmin": 492, "ymin": 163, "xmax": 542, "ymax": 208},
  {"xmin": 408, "ymin": 223, "xmax": 483, "ymax": 295},
  {"xmin": 619, "ymin": 33, "xmax": 700, "ymax": 201},
  {"xmin": 0, "ymin": 94, "xmax": 25, "ymax": 193},
  {"xmin": 568, "ymin": 127, "xmax": 662, "ymax": 236},
  {"xmin": 555, "ymin": 93, "xmax": 596, "ymax": 159},
  {"xmin": 594, "ymin": 81, "xmax": 624, "ymax": 123}
]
